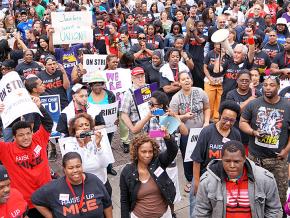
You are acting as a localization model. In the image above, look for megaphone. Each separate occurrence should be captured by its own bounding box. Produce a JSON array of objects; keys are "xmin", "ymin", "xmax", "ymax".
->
[{"xmin": 211, "ymin": 29, "xmax": 230, "ymax": 43}]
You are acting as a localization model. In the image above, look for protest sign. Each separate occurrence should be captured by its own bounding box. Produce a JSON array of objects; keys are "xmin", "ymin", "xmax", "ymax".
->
[
  {"xmin": 59, "ymin": 128, "xmax": 115, "ymax": 164},
  {"xmin": 133, "ymin": 83, "xmax": 158, "ymax": 120},
  {"xmin": 82, "ymin": 54, "xmax": 107, "ymax": 82},
  {"xmin": 87, "ymin": 101, "xmax": 119, "ymax": 133},
  {"xmin": 0, "ymin": 71, "xmax": 42, "ymax": 128},
  {"xmin": 184, "ymin": 128, "xmax": 203, "ymax": 162},
  {"xmin": 40, "ymin": 95, "xmax": 61, "ymax": 138},
  {"xmin": 51, "ymin": 11, "xmax": 93, "ymax": 45},
  {"xmin": 105, "ymin": 69, "xmax": 131, "ymax": 102}
]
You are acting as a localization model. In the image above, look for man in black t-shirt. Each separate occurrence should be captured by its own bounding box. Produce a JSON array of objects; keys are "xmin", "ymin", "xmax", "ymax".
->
[
  {"xmin": 239, "ymin": 76, "xmax": 290, "ymax": 208},
  {"xmin": 37, "ymin": 55, "xmax": 70, "ymax": 110},
  {"xmin": 93, "ymin": 15, "xmax": 110, "ymax": 55},
  {"xmin": 270, "ymin": 37, "xmax": 290, "ymax": 76},
  {"xmin": 119, "ymin": 13, "xmax": 143, "ymax": 40}
]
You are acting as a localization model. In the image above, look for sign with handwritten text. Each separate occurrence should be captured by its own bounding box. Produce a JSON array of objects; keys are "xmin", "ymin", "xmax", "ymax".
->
[
  {"xmin": 82, "ymin": 54, "xmax": 107, "ymax": 82},
  {"xmin": 184, "ymin": 128, "xmax": 203, "ymax": 162},
  {"xmin": 51, "ymin": 11, "xmax": 93, "ymax": 45}
]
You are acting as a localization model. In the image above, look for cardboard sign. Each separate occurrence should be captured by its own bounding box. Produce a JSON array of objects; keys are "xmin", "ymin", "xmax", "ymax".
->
[
  {"xmin": 51, "ymin": 11, "xmax": 93, "ymax": 45},
  {"xmin": 133, "ymin": 83, "xmax": 158, "ymax": 120},
  {"xmin": 40, "ymin": 95, "xmax": 61, "ymax": 138},
  {"xmin": 184, "ymin": 128, "xmax": 203, "ymax": 162},
  {"xmin": 0, "ymin": 71, "xmax": 41, "ymax": 128},
  {"xmin": 87, "ymin": 101, "xmax": 119, "ymax": 133}
]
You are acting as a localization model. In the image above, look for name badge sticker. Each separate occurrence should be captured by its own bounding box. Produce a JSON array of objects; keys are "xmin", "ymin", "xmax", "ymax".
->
[
  {"xmin": 59, "ymin": 194, "xmax": 70, "ymax": 201},
  {"xmin": 154, "ymin": 166, "xmax": 164, "ymax": 177},
  {"xmin": 222, "ymin": 137, "xmax": 230, "ymax": 143}
]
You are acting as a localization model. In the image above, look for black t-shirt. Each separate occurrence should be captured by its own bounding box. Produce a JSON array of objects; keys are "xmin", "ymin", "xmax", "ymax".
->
[
  {"xmin": 31, "ymin": 173, "xmax": 112, "ymax": 218},
  {"xmin": 188, "ymin": 34, "xmax": 207, "ymax": 62},
  {"xmin": 262, "ymin": 42, "xmax": 284, "ymax": 60},
  {"xmin": 226, "ymin": 89, "xmax": 252, "ymax": 144},
  {"xmin": 241, "ymin": 97, "xmax": 290, "ymax": 158},
  {"xmin": 190, "ymin": 123, "xmax": 241, "ymax": 174},
  {"xmin": 204, "ymin": 50, "xmax": 227, "ymax": 77},
  {"xmin": 119, "ymin": 24, "xmax": 143, "ymax": 39},
  {"xmin": 252, "ymin": 50, "xmax": 271, "ymax": 74},
  {"xmin": 146, "ymin": 35, "xmax": 164, "ymax": 49},
  {"xmin": 129, "ymin": 43, "xmax": 155, "ymax": 68},
  {"xmin": 37, "ymin": 70, "xmax": 69, "ymax": 110},
  {"xmin": 93, "ymin": 27, "xmax": 110, "ymax": 55},
  {"xmin": 15, "ymin": 61, "xmax": 43, "ymax": 78},
  {"xmin": 272, "ymin": 52, "xmax": 290, "ymax": 69},
  {"xmin": 222, "ymin": 58, "xmax": 252, "ymax": 99}
]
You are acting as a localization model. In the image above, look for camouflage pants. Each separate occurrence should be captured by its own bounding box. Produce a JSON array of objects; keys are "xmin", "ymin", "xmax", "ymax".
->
[{"xmin": 248, "ymin": 153, "xmax": 288, "ymax": 205}]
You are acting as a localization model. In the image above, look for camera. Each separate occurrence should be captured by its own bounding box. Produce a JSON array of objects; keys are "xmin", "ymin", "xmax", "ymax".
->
[{"xmin": 79, "ymin": 130, "xmax": 94, "ymax": 138}]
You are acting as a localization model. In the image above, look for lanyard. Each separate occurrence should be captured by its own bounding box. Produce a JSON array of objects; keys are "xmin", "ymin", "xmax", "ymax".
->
[{"xmin": 65, "ymin": 176, "xmax": 85, "ymax": 210}]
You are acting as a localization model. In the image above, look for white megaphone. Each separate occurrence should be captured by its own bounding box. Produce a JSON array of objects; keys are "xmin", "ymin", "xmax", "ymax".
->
[
  {"xmin": 211, "ymin": 28, "xmax": 234, "ymax": 57},
  {"xmin": 211, "ymin": 28, "xmax": 229, "ymax": 43}
]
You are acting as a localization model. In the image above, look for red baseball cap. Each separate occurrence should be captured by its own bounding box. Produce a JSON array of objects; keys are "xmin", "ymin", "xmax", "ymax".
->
[{"xmin": 131, "ymin": 67, "xmax": 144, "ymax": 76}]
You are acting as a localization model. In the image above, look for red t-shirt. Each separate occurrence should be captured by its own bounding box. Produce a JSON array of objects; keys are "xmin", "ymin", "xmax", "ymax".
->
[
  {"xmin": 105, "ymin": 33, "xmax": 121, "ymax": 56},
  {"xmin": 0, "ymin": 188, "xmax": 28, "ymax": 217},
  {"xmin": 0, "ymin": 125, "xmax": 51, "ymax": 209},
  {"xmin": 226, "ymin": 168, "xmax": 252, "ymax": 218}
]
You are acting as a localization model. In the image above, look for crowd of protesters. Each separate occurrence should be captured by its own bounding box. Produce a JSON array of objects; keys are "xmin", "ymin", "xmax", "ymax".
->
[{"xmin": 0, "ymin": 0, "xmax": 290, "ymax": 217}]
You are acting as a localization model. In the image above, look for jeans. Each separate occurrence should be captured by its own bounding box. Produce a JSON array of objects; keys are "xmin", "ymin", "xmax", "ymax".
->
[
  {"xmin": 189, "ymin": 178, "xmax": 196, "ymax": 218},
  {"xmin": 180, "ymin": 134, "xmax": 193, "ymax": 182},
  {"xmin": 3, "ymin": 127, "xmax": 13, "ymax": 142},
  {"xmin": 204, "ymin": 82, "xmax": 223, "ymax": 122}
]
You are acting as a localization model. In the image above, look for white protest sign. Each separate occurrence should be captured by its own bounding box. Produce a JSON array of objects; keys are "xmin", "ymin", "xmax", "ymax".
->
[
  {"xmin": 82, "ymin": 54, "xmax": 107, "ymax": 82},
  {"xmin": 0, "ymin": 71, "xmax": 42, "ymax": 128},
  {"xmin": 104, "ymin": 69, "xmax": 132, "ymax": 102},
  {"xmin": 184, "ymin": 128, "xmax": 203, "ymax": 162},
  {"xmin": 51, "ymin": 11, "xmax": 93, "ymax": 45},
  {"xmin": 87, "ymin": 101, "xmax": 119, "ymax": 133}
]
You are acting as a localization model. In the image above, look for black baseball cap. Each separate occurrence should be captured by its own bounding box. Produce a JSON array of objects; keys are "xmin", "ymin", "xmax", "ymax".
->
[
  {"xmin": 0, "ymin": 165, "xmax": 9, "ymax": 181},
  {"xmin": 20, "ymin": 10, "xmax": 27, "ymax": 15},
  {"xmin": 2, "ymin": 59, "xmax": 16, "ymax": 69}
]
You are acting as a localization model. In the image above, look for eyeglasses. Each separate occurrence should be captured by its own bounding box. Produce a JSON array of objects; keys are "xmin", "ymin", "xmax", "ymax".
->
[
  {"xmin": 221, "ymin": 117, "xmax": 236, "ymax": 124},
  {"xmin": 138, "ymin": 37, "xmax": 146, "ymax": 40}
]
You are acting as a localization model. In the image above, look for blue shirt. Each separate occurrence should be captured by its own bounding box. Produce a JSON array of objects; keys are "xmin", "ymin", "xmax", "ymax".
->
[{"xmin": 17, "ymin": 20, "xmax": 33, "ymax": 40}]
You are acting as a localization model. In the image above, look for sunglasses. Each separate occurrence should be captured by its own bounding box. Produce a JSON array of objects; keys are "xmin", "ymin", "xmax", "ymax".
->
[
  {"xmin": 44, "ymin": 13, "xmax": 49, "ymax": 15},
  {"xmin": 264, "ymin": 75, "xmax": 278, "ymax": 80},
  {"xmin": 138, "ymin": 37, "xmax": 146, "ymax": 40}
]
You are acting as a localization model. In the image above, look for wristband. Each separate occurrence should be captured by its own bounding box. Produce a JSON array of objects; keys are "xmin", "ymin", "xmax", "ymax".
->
[{"xmin": 248, "ymin": 37, "xmax": 255, "ymax": 45}]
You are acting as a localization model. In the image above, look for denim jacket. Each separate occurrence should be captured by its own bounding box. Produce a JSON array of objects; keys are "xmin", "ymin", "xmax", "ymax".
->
[{"xmin": 195, "ymin": 159, "xmax": 283, "ymax": 218}]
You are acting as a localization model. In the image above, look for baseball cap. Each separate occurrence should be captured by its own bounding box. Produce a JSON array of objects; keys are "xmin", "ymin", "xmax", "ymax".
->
[
  {"xmin": 276, "ymin": 18, "xmax": 287, "ymax": 25},
  {"xmin": 44, "ymin": 55, "xmax": 56, "ymax": 64},
  {"xmin": 131, "ymin": 67, "xmax": 144, "ymax": 76},
  {"xmin": 2, "ymin": 59, "xmax": 16, "ymax": 69},
  {"xmin": 71, "ymin": 83, "xmax": 87, "ymax": 95},
  {"xmin": 0, "ymin": 165, "xmax": 9, "ymax": 181},
  {"xmin": 20, "ymin": 10, "xmax": 27, "ymax": 15}
]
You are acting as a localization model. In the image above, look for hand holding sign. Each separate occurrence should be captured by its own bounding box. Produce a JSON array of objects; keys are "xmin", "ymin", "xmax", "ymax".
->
[{"xmin": 0, "ymin": 103, "xmax": 4, "ymax": 113}]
